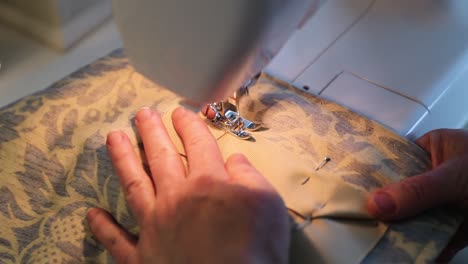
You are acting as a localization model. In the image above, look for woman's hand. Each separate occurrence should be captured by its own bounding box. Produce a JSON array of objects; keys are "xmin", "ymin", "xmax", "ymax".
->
[
  {"xmin": 86, "ymin": 107, "xmax": 290, "ymax": 264},
  {"xmin": 368, "ymin": 129, "xmax": 468, "ymax": 261}
]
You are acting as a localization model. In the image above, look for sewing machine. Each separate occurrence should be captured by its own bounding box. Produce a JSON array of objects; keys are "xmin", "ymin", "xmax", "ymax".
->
[{"xmin": 112, "ymin": 0, "xmax": 468, "ymax": 139}]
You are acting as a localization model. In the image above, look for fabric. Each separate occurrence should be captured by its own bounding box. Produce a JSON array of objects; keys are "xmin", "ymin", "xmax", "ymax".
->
[
  {"xmin": 163, "ymin": 109, "xmax": 387, "ymax": 263},
  {"xmin": 0, "ymin": 50, "xmax": 462, "ymax": 263}
]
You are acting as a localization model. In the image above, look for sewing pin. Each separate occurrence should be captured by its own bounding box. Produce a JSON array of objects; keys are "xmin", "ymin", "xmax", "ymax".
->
[
  {"xmin": 315, "ymin": 157, "xmax": 331, "ymax": 171},
  {"xmin": 302, "ymin": 157, "xmax": 331, "ymax": 185}
]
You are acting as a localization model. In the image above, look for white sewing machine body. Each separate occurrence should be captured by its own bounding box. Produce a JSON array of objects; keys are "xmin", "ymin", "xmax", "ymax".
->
[
  {"xmin": 114, "ymin": 0, "xmax": 468, "ymax": 139},
  {"xmin": 267, "ymin": 0, "xmax": 468, "ymax": 138}
]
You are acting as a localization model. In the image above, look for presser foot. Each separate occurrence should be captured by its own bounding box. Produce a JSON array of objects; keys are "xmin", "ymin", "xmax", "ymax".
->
[{"xmin": 205, "ymin": 101, "xmax": 263, "ymax": 140}]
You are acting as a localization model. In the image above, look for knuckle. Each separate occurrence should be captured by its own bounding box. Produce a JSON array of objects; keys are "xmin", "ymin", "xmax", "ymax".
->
[
  {"xmin": 88, "ymin": 210, "xmax": 105, "ymax": 227},
  {"xmin": 155, "ymin": 145, "xmax": 173, "ymax": 156},
  {"xmin": 186, "ymin": 134, "xmax": 214, "ymax": 150},
  {"xmin": 113, "ymin": 149, "xmax": 133, "ymax": 164},
  {"xmin": 88, "ymin": 211, "xmax": 112, "ymax": 237},
  {"xmin": 157, "ymin": 196, "xmax": 179, "ymax": 219},
  {"xmin": 192, "ymin": 174, "xmax": 215, "ymax": 187},
  {"xmin": 187, "ymin": 175, "xmax": 219, "ymax": 195},
  {"xmin": 107, "ymin": 234, "xmax": 119, "ymax": 248},
  {"xmin": 233, "ymin": 162, "xmax": 254, "ymax": 175},
  {"xmin": 147, "ymin": 146, "xmax": 179, "ymax": 164},
  {"xmin": 240, "ymin": 188, "xmax": 279, "ymax": 215},
  {"xmin": 226, "ymin": 156, "xmax": 261, "ymax": 180},
  {"xmin": 124, "ymin": 179, "xmax": 145, "ymax": 201},
  {"xmin": 227, "ymin": 154, "xmax": 245, "ymax": 166},
  {"xmin": 400, "ymin": 178, "xmax": 427, "ymax": 203}
]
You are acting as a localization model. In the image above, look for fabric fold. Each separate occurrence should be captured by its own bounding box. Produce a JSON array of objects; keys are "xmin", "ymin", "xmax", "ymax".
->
[{"xmin": 162, "ymin": 109, "xmax": 388, "ymax": 264}]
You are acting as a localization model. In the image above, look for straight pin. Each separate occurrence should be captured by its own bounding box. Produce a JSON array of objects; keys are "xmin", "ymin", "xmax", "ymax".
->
[
  {"xmin": 301, "ymin": 156, "xmax": 331, "ymax": 185},
  {"xmin": 315, "ymin": 157, "xmax": 331, "ymax": 171}
]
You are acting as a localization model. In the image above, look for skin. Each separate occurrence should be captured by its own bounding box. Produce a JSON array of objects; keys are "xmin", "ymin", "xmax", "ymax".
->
[
  {"xmin": 367, "ymin": 129, "xmax": 468, "ymax": 261},
  {"xmin": 86, "ymin": 107, "xmax": 290, "ymax": 264},
  {"xmin": 87, "ymin": 105, "xmax": 467, "ymax": 262}
]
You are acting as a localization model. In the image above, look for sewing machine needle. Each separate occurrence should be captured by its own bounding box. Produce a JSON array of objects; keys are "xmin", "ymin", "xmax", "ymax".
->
[{"xmin": 234, "ymin": 86, "xmax": 248, "ymax": 128}]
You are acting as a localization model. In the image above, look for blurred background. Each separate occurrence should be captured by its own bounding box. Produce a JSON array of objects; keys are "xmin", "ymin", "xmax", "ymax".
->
[{"xmin": 0, "ymin": 0, "xmax": 122, "ymax": 107}]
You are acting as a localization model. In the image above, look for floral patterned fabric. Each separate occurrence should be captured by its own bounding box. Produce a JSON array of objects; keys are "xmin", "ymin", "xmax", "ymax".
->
[{"xmin": 0, "ymin": 50, "xmax": 462, "ymax": 263}]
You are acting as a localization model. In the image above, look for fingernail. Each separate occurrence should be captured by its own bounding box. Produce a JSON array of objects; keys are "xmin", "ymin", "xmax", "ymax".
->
[
  {"xmin": 135, "ymin": 107, "xmax": 153, "ymax": 124},
  {"xmin": 107, "ymin": 130, "xmax": 124, "ymax": 146},
  {"xmin": 373, "ymin": 191, "xmax": 396, "ymax": 216}
]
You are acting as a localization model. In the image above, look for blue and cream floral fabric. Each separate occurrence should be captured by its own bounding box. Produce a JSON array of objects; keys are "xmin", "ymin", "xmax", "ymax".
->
[{"xmin": 0, "ymin": 50, "xmax": 462, "ymax": 263}]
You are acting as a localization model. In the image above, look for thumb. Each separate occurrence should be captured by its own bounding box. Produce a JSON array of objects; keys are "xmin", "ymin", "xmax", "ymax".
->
[
  {"xmin": 368, "ymin": 158, "xmax": 465, "ymax": 221},
  {"xmin": 87, "ymin": 208, "xmax": 138, "ymax": 263}
]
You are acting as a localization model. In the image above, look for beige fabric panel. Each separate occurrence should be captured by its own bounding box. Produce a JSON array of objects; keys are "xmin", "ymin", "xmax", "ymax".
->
[
  {"xmin": 162, "ymin": 109, "xmax": 387, "ymax": 264},
  {"xmin": 291, "ymin": 219, "xmax": 387, "ymax": 263},
  {"xmin": 0, "ymin": 50, "xmax": 461, "ymax": 263}
]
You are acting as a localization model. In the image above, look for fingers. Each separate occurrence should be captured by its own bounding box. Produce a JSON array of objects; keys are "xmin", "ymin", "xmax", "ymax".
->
[
  {"xmin": 367, "ymin": 158, "xmax": 466, "ymax": 221},
  {"xmin": 415, "ymin": 129, "xmax": 468, "ymax": 167},
  {"xmin": 172, "ymin": 107, "xmax": 227, "ymax": 179},
  {"xmin": 414, "ymin": 130, "xmax": 433, "ymax": 153},
  {"xmin": 107, "ymin": 131, "xmax": 155, "ymax": 222},
  {"xmin": 415, "ymin": 130, "xmax": 443, "ymax": 167},
  {"xmin": 225, "ymin": 154, "xmax": 274, "ymax": 191},
  {"xmin": 87, "ymin": 208, "xmax": 137, "ymax": 263},
  {"xmin": 135, "ymin": 108, "xmax": 186, "ymax": 191}
]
